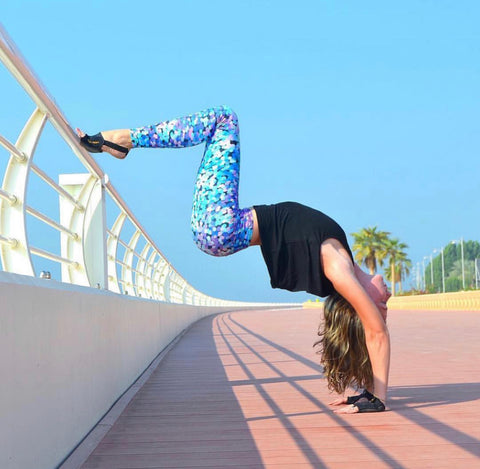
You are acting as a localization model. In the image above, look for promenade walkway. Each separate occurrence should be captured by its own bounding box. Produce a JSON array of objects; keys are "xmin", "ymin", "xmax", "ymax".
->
[{"xmin": 70, "ymin": 307, "xmax": 480, "ymax": 468}]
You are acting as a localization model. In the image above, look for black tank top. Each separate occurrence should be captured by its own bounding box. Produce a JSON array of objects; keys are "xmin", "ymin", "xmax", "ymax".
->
[{"xmin": 254, "ymin": 202, "xmax": 354, "ymax": 297}]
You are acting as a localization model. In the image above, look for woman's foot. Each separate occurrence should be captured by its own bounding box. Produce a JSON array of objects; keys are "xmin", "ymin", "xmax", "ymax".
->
[{"xmin": 76, "ymin": 128, "xmax": 133, "ymax": 159}]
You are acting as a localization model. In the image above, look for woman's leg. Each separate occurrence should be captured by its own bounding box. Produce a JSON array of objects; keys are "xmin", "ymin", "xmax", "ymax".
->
[{"xmin": 130, "ymin": 106, "xmax": 254, "ymax": 256}]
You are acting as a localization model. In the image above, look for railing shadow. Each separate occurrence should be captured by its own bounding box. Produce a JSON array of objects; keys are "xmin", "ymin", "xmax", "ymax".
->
[
  {"xmin": 388, "ymin": 383, "xmax": 480, "ymax": 457},
  {"xmin": 80, "ymin": 314, "xmax": 266, "ymax": 468},
  {"xmin": 222, "ymin": 312, "xmax": 480, "ymax": 466},
  {"xmin": 80, "ymin": 308, "xmax": 480, "ymax": 467},
  {"xmin": 219, "ymin": 313, "xmax": 408, "ymax": 469}
]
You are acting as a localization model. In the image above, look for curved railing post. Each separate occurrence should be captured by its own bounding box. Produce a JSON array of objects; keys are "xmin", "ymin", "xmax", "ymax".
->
[
  {"xmin": 136, "ymin": 243, "xmax": 150, "ymax": 298},
  {"xmin": 144, "ymin": 250, "xmax": 157, "ymax": 299},
  {"xmin": 0, "ymin": 108, "xmax": 46, "ymax": 275},
  {"xmin": 122, "ymin": 230, "xmax": 141, "ymax": 296},
  {"xmin": 163, "ymin": 268, "xmax": 172, "ymax": 302},
  {"xmin": 83, "ymin": 176, "xmax": 108, "ymax": 288},
  {"xmin": 152, "ymin": 258, "xmax": 166, "ymax": 301},
  {"xmin": 107, "ymin": 212, "xmax": 126, "ymax": 293},
  {"xmin": 59, "ymin": 173, "xmax": 106, "ymax": 287}
]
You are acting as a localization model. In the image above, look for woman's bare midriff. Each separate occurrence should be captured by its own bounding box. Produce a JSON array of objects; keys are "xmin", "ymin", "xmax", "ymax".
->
[{"xmin": 250, "ymin": 208, "xmax": 261, "ymax": 246}]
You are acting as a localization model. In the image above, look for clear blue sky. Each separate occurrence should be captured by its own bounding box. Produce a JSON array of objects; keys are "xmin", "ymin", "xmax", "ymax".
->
[{"xmin": 1, "ymin": 1, "xmax": 479, "ymax": 302}]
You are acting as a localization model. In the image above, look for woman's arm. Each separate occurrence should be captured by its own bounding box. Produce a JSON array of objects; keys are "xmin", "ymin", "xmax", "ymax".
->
[{"xmin": 323, "ymin": 255, "xmax": 390, "ymax": 407}]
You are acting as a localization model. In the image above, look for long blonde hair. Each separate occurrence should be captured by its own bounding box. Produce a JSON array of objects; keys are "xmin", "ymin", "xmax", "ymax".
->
[{"xmin": 315, "ymin": 291, "xmax": 373, "ymax": 394}]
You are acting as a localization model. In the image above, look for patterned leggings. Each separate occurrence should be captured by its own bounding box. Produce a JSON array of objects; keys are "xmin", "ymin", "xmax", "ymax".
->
[{"xmin": 130, "ymin": 106, "xmax": 253, "ymax": 257}]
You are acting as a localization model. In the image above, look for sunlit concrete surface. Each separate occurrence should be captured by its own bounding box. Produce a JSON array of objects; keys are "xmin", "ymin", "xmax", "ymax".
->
[{"xmin": 66, "ymin": 308, "xmax": 480, "ymax": 468}]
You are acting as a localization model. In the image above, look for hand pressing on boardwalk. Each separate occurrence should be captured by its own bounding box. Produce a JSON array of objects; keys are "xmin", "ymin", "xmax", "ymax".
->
[{"xmin": 330, "ymin": 390, "xmax": 386, "ymax": 414}]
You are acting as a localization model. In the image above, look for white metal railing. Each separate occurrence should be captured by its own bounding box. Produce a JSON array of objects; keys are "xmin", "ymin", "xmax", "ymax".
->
[{"xmin": 0, "ymin": 24, "xmax": 261, "ymax": 307}]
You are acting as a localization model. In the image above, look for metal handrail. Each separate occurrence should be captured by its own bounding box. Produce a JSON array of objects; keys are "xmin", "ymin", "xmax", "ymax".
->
[
  {"xmin": 26, "ymin": 206, "xmax": 79, "ymax": 239},
  {"xmin": 30, "ymin": 246, "xmax": 79, "ymax": 267},
  {"xmin": 0, "ymin": 188, "xmax": 17, "ymax": 204},
  {"xmin": 0, "ymin": 23, "xmax": 268, "ymax": 307},
  {"xmin": 0, "ymin": 134, "xmax": 27, "ymax": 161},
  {"xmin": 30, "ymin": 163, "xmax": 85, "ymax": 211},
  {"xmin": 0, "ymin": 234, "xmax": 17, "ymax": 247}
]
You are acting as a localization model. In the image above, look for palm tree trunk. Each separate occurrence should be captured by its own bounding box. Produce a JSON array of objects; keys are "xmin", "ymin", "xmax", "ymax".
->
[{"xmin": 391, "ymin": 261, "xmax": 396, "ymax": 296}]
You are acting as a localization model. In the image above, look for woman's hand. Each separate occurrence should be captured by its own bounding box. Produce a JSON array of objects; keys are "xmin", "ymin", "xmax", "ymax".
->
[
  {"xmin": 333, "ymin": 404, "xmax": 359, "ymax": 414},
  {"xmin": 329, "ymin": 396, "xmax": 349, "ymax": 406},
  {"xmin": 329, "ymin": 389, "xmax": 367, "ymax": 406},
  {"xmin": 330, "ymin": 392, "xmax": 386, "ymax": 413}
]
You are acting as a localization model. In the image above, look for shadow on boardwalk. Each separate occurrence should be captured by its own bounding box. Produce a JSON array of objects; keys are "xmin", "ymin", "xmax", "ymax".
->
[{"xmin": 78, "ymin": 308, "xmax": 480, "ymax": 468}]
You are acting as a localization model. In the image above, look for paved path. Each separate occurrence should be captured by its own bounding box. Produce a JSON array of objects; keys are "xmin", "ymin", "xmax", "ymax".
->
[{"xmin": 78, "ymin": 308, "xmax": 480, "ymax": 468}]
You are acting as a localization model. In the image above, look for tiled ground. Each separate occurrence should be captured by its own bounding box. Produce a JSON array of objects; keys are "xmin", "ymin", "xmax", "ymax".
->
[{"xmin": 79, "ymin": 308, "xmax": 480, "ymax": 468}]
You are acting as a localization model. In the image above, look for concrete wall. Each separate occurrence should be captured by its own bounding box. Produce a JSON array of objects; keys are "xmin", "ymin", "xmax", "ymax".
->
[
  {"xmin": 304, "ymin": 291, "xmax": 480, "ymax": 312},
  {"xmin": 0, "ymin": 271, "xmax": 254, "ymax": 469},
  {"xmin": 387, "ymin": 290, "xmax": 480, "ymax": 311}
]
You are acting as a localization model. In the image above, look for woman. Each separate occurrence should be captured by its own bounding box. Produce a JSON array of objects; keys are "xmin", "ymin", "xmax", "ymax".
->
[{"xmin": 78, "ymin": 105, "xmax": 391, "ymax": 414}]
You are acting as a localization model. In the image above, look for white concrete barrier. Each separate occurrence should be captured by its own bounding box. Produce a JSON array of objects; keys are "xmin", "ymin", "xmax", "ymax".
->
[
  {"xmin": 387, "ymin": 290, "xmax": 480, "ymax": 311},
  {"xmin": 0, "ymin": 271, "xmax": 263, "ymax": 469}
]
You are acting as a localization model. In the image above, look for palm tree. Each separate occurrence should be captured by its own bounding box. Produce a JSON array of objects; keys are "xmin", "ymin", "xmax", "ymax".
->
[
  {"xmin": 385, "ymin": 253, "xmax": 412, "ymax": 293},
  {"xmin": 396, "ymin": 255, "xmax": 412, "ymax": 293},
  {"xmin": 383, "ymin": 238, "xmax": 410, "ymax": 296},
  {"xmin": 351, "ymin": 226, "xmax": 390, "ymax": 274}
]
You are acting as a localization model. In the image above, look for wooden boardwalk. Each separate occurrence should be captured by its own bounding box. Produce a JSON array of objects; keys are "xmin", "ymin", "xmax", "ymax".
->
[{"xmin": 75, "ymin": 308, "xmax": 480, "ymax": 468}]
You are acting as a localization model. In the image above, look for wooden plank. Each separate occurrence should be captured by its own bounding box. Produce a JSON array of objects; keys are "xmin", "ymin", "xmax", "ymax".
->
[{"xmin": 78, "ymin": 308, "xmax": 480, "ymax": 468}]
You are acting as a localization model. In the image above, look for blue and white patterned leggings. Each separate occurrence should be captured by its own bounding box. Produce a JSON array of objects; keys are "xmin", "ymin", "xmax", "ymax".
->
[{"xmin": 130, "ymin": 106, "xmax": 253, "ymax": 257}]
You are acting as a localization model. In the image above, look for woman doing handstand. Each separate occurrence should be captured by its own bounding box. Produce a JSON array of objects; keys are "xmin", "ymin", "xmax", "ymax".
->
[{"xmin": 78, "ymin": 105, "xmax": 392, "ymax": 414}]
